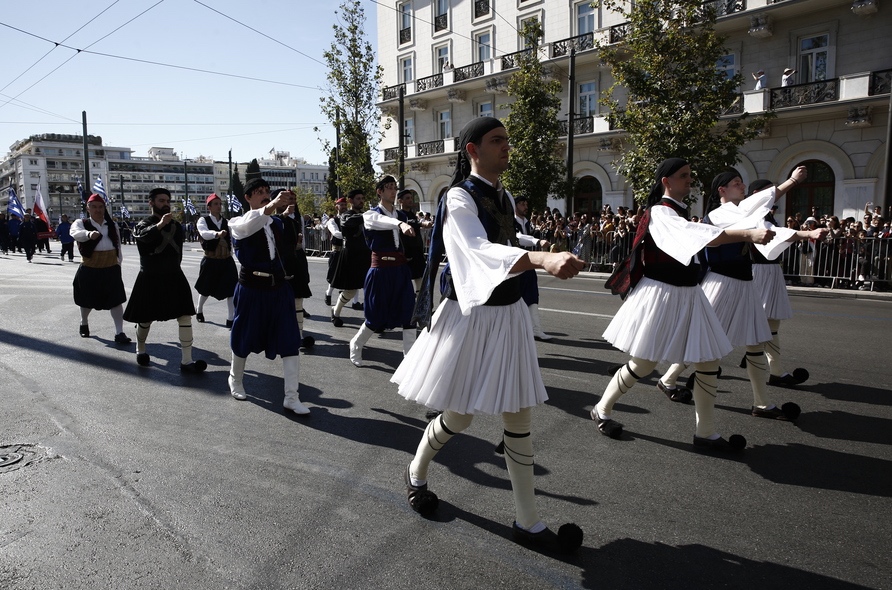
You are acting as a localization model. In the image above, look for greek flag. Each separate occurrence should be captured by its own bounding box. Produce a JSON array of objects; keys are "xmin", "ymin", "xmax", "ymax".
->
[
  {"xmin": 121, "ymin": 204, "xmax": 131, "ymax": 220},
  {"xmin": 184, "ymin": 196, "xmax": 197, "ymax": 217},
  {"xmin": 76, "ymin": 176, "xmax": 87, "ymax": 202},
  {"xmin": 92, "ymin": 176, "xmax": 109, "ymax": 205},
  {"xmin": 7, "ymin": 187, "xmax": 25, "ymax": 220},
  {"xmin": 228, "ymin": 193, "xmax": 242, "ymax": 213}
]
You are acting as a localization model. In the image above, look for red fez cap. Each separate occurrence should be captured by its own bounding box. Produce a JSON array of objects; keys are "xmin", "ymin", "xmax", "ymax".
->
[
  {"xmin": 206, "ymin": 193, "xmax": 221, "ymax": 206},
  {"xmin": 335, "ymin": 197, "xmax": 347, "ymax": 204},
  {"xmin": 87, "ymin": 194, "xmax": 105, "ymax": 204}
]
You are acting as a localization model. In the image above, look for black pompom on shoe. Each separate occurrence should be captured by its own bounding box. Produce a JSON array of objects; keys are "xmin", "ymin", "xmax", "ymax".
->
[
  {"xmin": 781, "ymin": 402, "xmax": 801, "ymax": 421},
  {"xmin": 180, "ymin": 360, "xmax": 208, "ymax": 373},
  {"xmin": 693, "ymin": 434, "xmax": 747, "ymax": 453},
  {"xmin": 79, "ymin": 325, "xmax": 90, "ymax": 338},
  {"xmin": 404, "ymin": 465, "xmax": 438, "ymax": 516},
  {"xmin": 195, "ymin": 313, "xmax": 205, "ymax": 323},
  {"xmin": 136, "ymin": 353, "xmax": 150, "ymax": 367},
  {"xmin": 512, "ymin": 522, "xmax": 584, "ymax": 554},
  {"xmin": 591, "ymin": 409, "xmax": 623, "ymax": 439},
  {"xmin": 300, "ymin": 336, "xmax": 315, "ymax": 351}
]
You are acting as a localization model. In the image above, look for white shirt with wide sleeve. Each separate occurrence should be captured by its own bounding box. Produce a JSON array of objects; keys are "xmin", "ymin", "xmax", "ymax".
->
[
  {"xmin": 363, "ymin": 205, "xmax": 401, "ymax": 248},
  {"xmin": 707, "ymin": 187, "xmax": 796, "ymax": 260},
  {"xmin": 197, "ymin": 215, "xmax": 223, "ymax": 240},
  {"xmin": 443, "ymin": 178, "xmax": 527, "ymax": 315},
  {"xmin": 71, "ymin": 217, "xmax": 122, "ymax": 263},
  {"xmin": 228, "ymin": 209, "xmax": 275, "ymax": 261},
  {"xmin": 648, "ymin": 198, "xmax": 723, "ymax": 265}
]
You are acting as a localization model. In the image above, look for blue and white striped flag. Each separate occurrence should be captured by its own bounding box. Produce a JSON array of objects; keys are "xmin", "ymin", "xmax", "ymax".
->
[
  {"xmin": 92, "ymin": 176, "xmax": 109, "ymax": 205},
  {"xmin": 7, "ymin": 187, "xmax": 25, "ymax": 220},
  {"xmin": 120, "ymin": 204, "xmax": 131, "ymax": 220},
  {"xmin": 76, "ymin": 176, "xmax": 87, "ymax": 203},
  {"xmin": 228, "ymin": 193, "xmax": 242, "ymax": 214},
  {"xmin": 184, "ymin": 197, "xmax": 197, "ymax": 217}
]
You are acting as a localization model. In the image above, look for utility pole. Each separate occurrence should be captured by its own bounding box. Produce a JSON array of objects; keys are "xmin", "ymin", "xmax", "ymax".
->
[
  {"xmin": 565, "ymin": 47, "xmax": 577, "ymax": 215},
  {"xmin": 398, "ymin": 84, "xmax": 406, "ymax": 191},
  {"xmin": 82, "ymin": 111, "xmax": 89, "ymax": 214}
]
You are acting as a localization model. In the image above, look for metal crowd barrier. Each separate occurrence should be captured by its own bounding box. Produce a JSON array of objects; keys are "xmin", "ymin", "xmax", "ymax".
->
[{"xmin": 778, "ymin": 235, "xmax": 891, "ymax": 291}]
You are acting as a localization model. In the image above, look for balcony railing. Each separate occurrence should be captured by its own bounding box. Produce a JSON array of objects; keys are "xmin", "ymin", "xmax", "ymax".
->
[
  {"xmin": 869, "ymin": 69, "xmax": 892, "ymax": 95},
  {"xmin": 558, "ymin": 116, "xmax": 595, "ymax": 136},
  {"xmin": 551, "ymin": 32, "xmax": 595, "ymax": 58},
  {"xmin": 384, "ymin": 147, "xmax": 407, "ymax": 161},
  {"xmin": 453, "ymin": 137, "xmax": 461, "ymax": 152},
  {"xmin": 399, "ymin": 27, "xmax": 411, "ymax": 44},
  {"xmin": 501, "ymin": 48, "xmax": 534, "ymax": 70},
  {"xmin": 770, "ymin": 79, "xmax": 839, "ymax": 109},
  {"xmin": 417, "ymin": 140, "xmax": 445, "ymax": 156},
  {"xmin": 382, "ymin": 84, "xmax": 405, "ymax": 101},
  {"xmin": 453, "ymin": 61, "xmax": 484, "ymax": 82},
  {"xmin": 700, "ymin": 0, "xmax": 746, "ymax": 18},
  {"xmin": 415, "ymin": 73, "xmax": 443, "ymax": 93},
  {"xmin": 721, "ymin": 94, "xmax": 744, "ymax": 115},
  {"xmin": 609, "ymin": 22, "xmax": 630, "ymax": 44},
  {"xmin": 434, "ymin": 13, "xmax": 448, "ymax": 32},
  {"xmin": 474, "ymin": 0, "xmax": 490, "ymax": 18}
]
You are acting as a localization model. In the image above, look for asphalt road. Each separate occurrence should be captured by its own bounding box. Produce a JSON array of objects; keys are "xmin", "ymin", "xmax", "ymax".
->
[{"xmin": 1, "ymin": 244, "xmax": 890, "ymax": 590}]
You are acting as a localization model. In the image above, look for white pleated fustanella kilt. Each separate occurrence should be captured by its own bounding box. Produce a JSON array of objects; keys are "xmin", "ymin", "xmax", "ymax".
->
[
  {"xmin": 392, "ymin": 298, "xmax": 548, "ymax": 415},
  {"xmin": 752, "ymin": 263, "xmax": 794, "ymax": 321},
  {"xmin": 602, "ymin": 277, "xmax": 733, "ymax": 365},
  {"xmin": 700, "ymin": 271, "xmax": 773, "ymax": 346}
]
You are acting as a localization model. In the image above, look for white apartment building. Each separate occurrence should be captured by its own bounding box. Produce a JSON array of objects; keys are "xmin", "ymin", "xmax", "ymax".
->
[
  {"xmin": 376, "ymin": 0, "xmax": 891, "ymax": 221},
  {"xmin": 3, "ymin": 138, "xmax": 328, "ymax": 219}
]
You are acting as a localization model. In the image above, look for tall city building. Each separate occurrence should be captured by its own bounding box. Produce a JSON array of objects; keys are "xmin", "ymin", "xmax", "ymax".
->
[{"xmin": 376, "ymin": 0, "xmax": 891, "ymax": 220}]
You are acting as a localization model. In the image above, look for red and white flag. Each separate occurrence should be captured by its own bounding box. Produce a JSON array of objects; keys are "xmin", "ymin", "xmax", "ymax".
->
[{"xmin": 33, "ymin": 185, "xmax": 51, "ymax": 228}]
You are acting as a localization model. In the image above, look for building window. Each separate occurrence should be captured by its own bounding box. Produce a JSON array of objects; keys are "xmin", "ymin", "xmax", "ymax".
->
[
  {"xmin": 401, "ymin": 56, "xmax": 414, "ymax": 83},
  {"xmin": 435, "ymin": 45, "xmax": 450, "ymax": 72},
  {"xmin": 477, "ymin": 100, "xmax": 494, "ymax": 118},
  {"xmin": 399, "ymin": 2, "xmax": 412, "ymax": 44},
  {"xmin": 785, "ymin": 160, "xmax": 834, "ymax": 218},
  {"xmin": 29, "ymin": 159, "xmax": 38, "ymax": 166},
  {"xmin": 716, "ymin": 54, "xmax": 736, "ymax": 81},
  {"xmin": 475, "ymin": 31, "xmax": 492, "ymax": 62},
  {"xmin": 404, "ymin": 117, "xmax": 415, "ymax": 144},
  {"xmin": 519, "ymin": 16, "xmax": 539, "ymax": 49},
  {"xmin": 576, "ymin": 2, "xmax": 595, "ymax": 35},
  {"xmin": 434, "ymin": 0, "xmax": 448, "ymax": 32},
  {"xmin": 474, "ymin": 0, "xmax": 490, "ymax": 19},
  {"xmin": 578, "ymin": 82, "xmax": 598, "ymax": 117},
  {"xmin": 799, "ymin": 33, "xmax": 830, "ymax": 82},
  {"xmin": 437, "ymin": 109, "xmax": 452, "ymax": 139}
]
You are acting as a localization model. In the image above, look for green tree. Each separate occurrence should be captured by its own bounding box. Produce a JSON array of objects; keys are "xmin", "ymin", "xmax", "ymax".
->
[
  {"xmin": 595, "ymin": 0, "xmax": 773, "ymax": 204},
  {"xmin": 291, "ymin": 185, "xmax": 318, "ymax": 219},
  {"xmin": 319, "ymin": 0, "xmax": 381, "ymax": 197},
  {"xmin": 502, "ymin": 20, "xmax": 567, "ymax": 213},
  {"xmin": 245, "ymin": 159, "xmax": 262, "ymax": 184}
]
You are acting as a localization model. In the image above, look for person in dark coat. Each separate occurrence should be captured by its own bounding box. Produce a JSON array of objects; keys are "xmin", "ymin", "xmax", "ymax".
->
[
  {"xmin": 274, "ymin": 189, "xmax": 314, "ymax": 350},
  {"xmin": 398, "ymin": 189, "xmax": 427, "ymax": 294},
  {"xmin": 18, "ymin": 213, "xmax": 38, "ymax": 262},
  {"xmin": 123, "ymin": 188, "xmax": 205, "ymax": 372},
  {"xmin": 329, "ymin": 189, "xmax": 371, "ymax": 326}
]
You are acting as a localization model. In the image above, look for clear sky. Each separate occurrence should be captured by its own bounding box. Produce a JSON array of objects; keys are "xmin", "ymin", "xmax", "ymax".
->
[{"xmin": 2, "ymin": 0, "xmax": 379, "ymax": 166}]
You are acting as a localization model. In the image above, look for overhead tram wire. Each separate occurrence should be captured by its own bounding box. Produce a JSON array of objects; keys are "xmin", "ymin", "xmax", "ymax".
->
[
  {"xmin": 0, "ymin": 21, "xmax": 322, "ymax": 92},
  {"xmin": 0, "ymin": 0, "xmax": 167, "ymax": 114},
  {"xmin": 0, "ymin": 0, "xmax": 123, "ymax": 96},
  {"xmin": 191, "ymin": 0, "xmax": 326, "ymax": 67}
]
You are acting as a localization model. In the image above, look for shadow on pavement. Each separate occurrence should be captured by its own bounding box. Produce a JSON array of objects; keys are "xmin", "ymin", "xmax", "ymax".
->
[{"xmin": 809, "ymin": 381, "xmax": 892, "ymax": 407}]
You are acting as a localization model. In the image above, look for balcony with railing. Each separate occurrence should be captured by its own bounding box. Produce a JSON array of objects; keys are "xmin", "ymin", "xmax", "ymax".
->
[
  {"xmin": 869, "ymin": 69, "xmax": 892, "ymax": 95},
  {"xmin": 770, "ymin": 79, "xmax": 839, "ymax": 109},
  {"xmin": 609, "ymin": 22, "xmax": 630, "ymax": 44},
  {"xmin": 721, "ymin": 94, "xmax": 745, "ymax": 115},
  {"xmin": 501, "ymin": 48, "xmax": 534, "ymax": 71},
  {"xmin": 417, "ymin": 140, "xmax": 445, "ymax": 156},
  {"xmin": 551, "ymin": 32, "xmax": 595, "ymax": 58},
  {"xmin": 434, "ymin": 13, "xmax": 448, "ymax": 32},
  {"xmin": 415, "ymin": 73, "xmax": 443, "ymax": 93},
  {"xmin": 384, "ymin": 147, "xmax": 407, "ymax": 161},
  {"xmin": 474, "ymin": 0, "xmax": 490, "ymax": 18},
  {"xmin": 700, "ymin": 0, "xmax": 746, "ymax": 18},
  {"xmin": 382, "ymin": 83, "xmax": 405, "ymax": 101},
  {"xmin": 399, "ymin": 27, "xmax": 411, "ymax": 44},
  {"xmin": 453, "ymin": 61, "xmax": 484, "ymax": 82}
]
